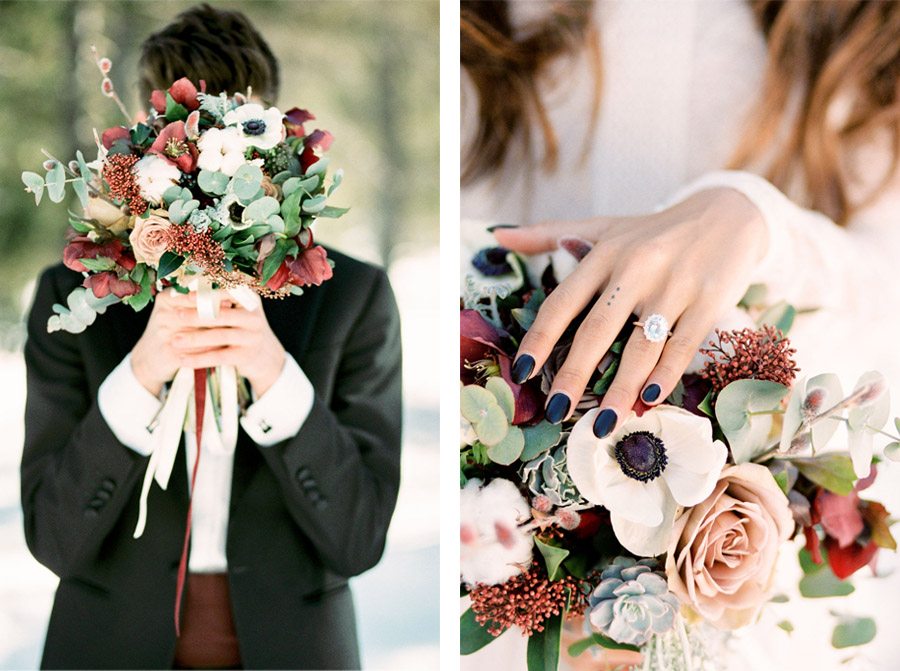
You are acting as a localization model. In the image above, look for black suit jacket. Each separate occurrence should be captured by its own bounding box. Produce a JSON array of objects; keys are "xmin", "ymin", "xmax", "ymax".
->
[{"xmin": 20, "ymin": 249, "xmax": 402, "ymax": 670}]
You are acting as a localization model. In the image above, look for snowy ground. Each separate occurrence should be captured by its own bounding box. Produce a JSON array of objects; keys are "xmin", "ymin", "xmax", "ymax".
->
[{"xmin": 0, "ymin": 248, "xmax": 439, "ymax": 670}]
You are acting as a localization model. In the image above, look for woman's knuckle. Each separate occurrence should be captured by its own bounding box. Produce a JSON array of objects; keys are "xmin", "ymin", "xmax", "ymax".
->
[{"xmin": 602, "ymin": 385, "xmax": 633, "ymax": 407}]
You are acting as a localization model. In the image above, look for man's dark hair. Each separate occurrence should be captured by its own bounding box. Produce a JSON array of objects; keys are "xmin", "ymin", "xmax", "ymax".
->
[{"xmin": 138, "ymin": 3, "xmax": 280, "ymax": 105}]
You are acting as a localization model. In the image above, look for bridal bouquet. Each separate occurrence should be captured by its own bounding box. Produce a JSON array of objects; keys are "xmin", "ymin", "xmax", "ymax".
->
[
  {"xmin": 22, "ymin": 51, "xmax": 346, "ymax": 634},
  {"xmin": 460, "ymin": 239, "xmax": 900, "ymax": 670},
  {"xmin": 22, "ymin": 51, "xmax": 344, "ymax": 334}
]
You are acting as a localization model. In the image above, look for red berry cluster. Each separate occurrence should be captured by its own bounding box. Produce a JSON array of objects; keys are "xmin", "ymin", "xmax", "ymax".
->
[
  {"xmin": 166, "ymin": 225, "xmax": 225, "ymax": 274},
  {"xmin": 469, "ymin": 567, "xmax": 587, "ymax": 637},
  {"xmin": 701, "ymin": 325, "xmax": 799, "ymax": 391},
  {"xmin": 102, "ymin": 154, "xmax": 148, "ymax": 215}
]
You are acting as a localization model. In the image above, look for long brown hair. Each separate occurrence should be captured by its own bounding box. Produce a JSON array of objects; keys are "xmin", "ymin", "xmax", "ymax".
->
[
  {"xmin": 462, "ymin": 1, "xmax": 900, "ymax": 224},
  {"xmin": 460, "ymin": 0, "xmax": 600, "ymax": 184}
]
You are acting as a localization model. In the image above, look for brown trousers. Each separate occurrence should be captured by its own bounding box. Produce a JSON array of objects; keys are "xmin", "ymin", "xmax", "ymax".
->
[{"xmin": 172, "ymin": 573, "xmax": 242, "ymax": 669}]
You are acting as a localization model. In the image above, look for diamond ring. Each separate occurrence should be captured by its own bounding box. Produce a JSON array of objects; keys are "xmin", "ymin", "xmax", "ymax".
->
[{"xmin": 633, "ymin": 314, "xmax": 672, "ymax": 343}]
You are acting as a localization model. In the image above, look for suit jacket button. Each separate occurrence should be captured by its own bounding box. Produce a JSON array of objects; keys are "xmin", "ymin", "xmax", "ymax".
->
[
  {"xmin": 95, "ymin": 489, "xmax": 111, "ymax": 502},
  {"xmin": 295, "ymin": 466, "xmax": 311, "ymax": 481},
  {"xmin": 100, "ymin": 478, "xmax": 116, "ymax": 492},
  {"xmin": 307, "ymin": 490, "xmax": 321, "ymax": 503},
  {"xmin": 302, "ymin": 479, "xmax": 316, "ymax": 490},
  {"xmin": 84, "ymin": 507, "xmax": 100, "ymax": 518},
  {"xmin": 314, "ymin": 498, "xmax": 328, "ymax": 511}
]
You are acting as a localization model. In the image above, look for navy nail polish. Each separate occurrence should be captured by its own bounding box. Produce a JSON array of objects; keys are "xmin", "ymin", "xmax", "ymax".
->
[
  {"xmin": 641, "ymin": 384, "xmax": 661, "ymax": 403},
  {"xmin": 511, "ymin": 355, "xmax": 535, "ymax": 384},
  {"xmin": 486, "ymin": 223, "xmax": 520, "ymax": 233},
  {"xmin": 545, "ymin": 393, "xmax": 571, "ymax": 425},
  {"xmin": 593, "ymin": 408, "xmax": 618, "ymax": 439}
]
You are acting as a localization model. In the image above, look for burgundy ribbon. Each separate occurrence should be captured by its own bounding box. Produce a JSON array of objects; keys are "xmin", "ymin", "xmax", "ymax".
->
[{"xmin": 174, "ymin": 367, "xmax": 208, "ymax": 636}]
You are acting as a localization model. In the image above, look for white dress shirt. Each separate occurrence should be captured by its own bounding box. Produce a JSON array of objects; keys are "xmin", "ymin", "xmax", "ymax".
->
[
  {"xmin": 462, "ymin": 1, "xmax": 900, "ymax": 669},
  {"xmin": 97, "ymin": 352, "xmax": 314, "ymax": 572}
]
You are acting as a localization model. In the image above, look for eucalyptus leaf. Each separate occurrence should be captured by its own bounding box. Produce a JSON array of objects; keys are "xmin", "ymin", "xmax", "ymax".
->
[
  {"xmin": 832, "ymin": 616, "xmax": 876, "ymax": 649},
  {"xmin": 22, "ymin": 171, "xmax": 45, "ymax": 205},
  {"xmin": 885, "ymin": 442, "xmax": 900, "ymax": 462},
  {"xmin": 757, "ymin": 300, "xmax": 797, "ymax": 334},
  {"xmin": 521, "ymin": 422, "xmax": 563, "ymax": 461},
  {"xmin": 198, "ymin": 170, "xmax": 230, "ymax": 195},
  {"xmin": 71, "ymin": 178, "xmax": 89, "ymax": 209},
  {"xmin": 301, "ymin": 194, "xmax": 327, "ymax": 214},
  {"xmin": 45, "ymin": 162, "xmax": 66, "ymax": 203},
  {"xmin": 305, "ymin": 156, "xmax": 330, "ymax": 176},
  {"xmin": 232, "ymin": 164, "xmax": 264, "ymax": 201},
  {"xmin": 487, "ymin": 426, "xmax": 524, "ymax": 465},
  {"xmin": 327, "ymin": 169, "xmax": 343, "ymax": 196},
  {"xmin": 485, "ymin": 377, "xmax": 516, "ymax": 423},
  {"xmin": 715, "ymin": 379, "xmax": 790, "ymax": 463}
]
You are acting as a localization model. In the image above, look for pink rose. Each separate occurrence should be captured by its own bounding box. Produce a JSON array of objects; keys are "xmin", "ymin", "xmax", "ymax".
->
[
  {"xmin": 129, "ymin": 214, "xmax": 172, "ymax": 266},
  {"xmin": 665, "ymin": 463, "xmax": 793, "ymax": 629}
]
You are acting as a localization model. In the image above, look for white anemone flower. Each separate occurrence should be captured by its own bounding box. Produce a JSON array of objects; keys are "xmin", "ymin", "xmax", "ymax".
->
[
  {"xmin": 567, "ymin": 405, "xmax": 727, "ymax": 557},
  {"xmin": 133, "ymin": 154, "xmax": 181, "ymax": 204},
  {"xmin": 460, "ymin": 478, "xmax": 533, "ymax": 585},
  {"xmin": 223, "ymin": 103, "xmax": 286, "ymax": 150},
  {"xmin": 197, "ymin": 127, "xmax": 248, "ymax": 176}
]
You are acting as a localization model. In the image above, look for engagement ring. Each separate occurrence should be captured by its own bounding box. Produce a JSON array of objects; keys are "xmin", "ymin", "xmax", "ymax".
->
[{"xmin": 633, "ymin": 313, "xmax": 672, "ymax": 343}]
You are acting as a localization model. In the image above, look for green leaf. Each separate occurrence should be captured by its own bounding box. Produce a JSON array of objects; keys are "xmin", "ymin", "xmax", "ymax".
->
[
  {"xmin": 45, "ymin": 161, "xmax": 66, "ymax": 203},
  {"xmin": 771, "ymin": 593, "xmax": 790, "ymax": 604},
  {"xmin": 832, "ymin": 616, "xmax": 876, "ymax": 649},
  {"xmin": 156, "ymin": 251, "xmax": 184, "ymax": 278},
  {"xmin": 773, "ymin": 469, "xmax": 790, "ymax": 496},
  {"xmin": 122, "ymin": 267, "xmax": 152, "ymax": 311},
  {"xmin": 78, "ymin": 256, "xmax": 116, "ymax": 272},
  {"xmin": 232, "ymin": 164, "xmax": 264, "ymax": 201},
  {"xmin": 885, "ymin": 442, "xmax": 900, "ymax": 462},
  {"xmin": 327, "ymin": 169, "xmax": 343, "ymax": 196},
  {"xmin": 261, "ymin": 241, "xmax": 287, "ymax": 285},
  {"xmin": 487, "ymin": 425, "xmax": 524, "ymax": 465},
  {"xmin": 280, "ymin": 188, "xmax": 303, "ymax": 235},
  {"xmin": 130, "ymin": 123, "xmax": 152, "ymax": 146},
  {"xmin": 485, "ymin": 377, "xmax": 516, "ymax": 422},
  {"xmin": 777, "ymin": 620, "xmax": 794, "ymax": 634},
  {"xmin": 71, "ymin": 178, "xmax": 89, "ymax": 209},
  {"xmin": 281, "ymin": 177, "xmax": 303, "ymax": 196},
  {"xmin": 715, "ymin": 379, "xmax": 790, "ymax": 463},
  {"xmin": 589, "ymin": 632, "xmax": 641, "ymax": 653},
  {"xmin": 535, "ymin": 537, "xmax": 569, "ymax": 581},
  {"xmin": 799, "ymin": 565, "xmax": 855, "ymax": 598},
  {"xmin": 22, "ymin": 171, "xmax": 45, "ymax": 205},
  {"xmin": 165, "ymin": 91, "xmax": 189, "ymax": 121},
  {"xmin": 243, "ymin": 196, "xmax": 281, "ymax": 226},
  {"xmin": 789, "ymin": 453, "xmax": 856, "ymax": 496},
  {"xmin": 168, "ymin": 199, "xmax": 199, "ymax": 225},
  {"xmin": 739, "ymin": 283, "xmax": 768, "ymax": 309},
  {"xmin": 460, "ymin": 608, "xmax": 499, "ymax": 655},
  {"xmin": 592, "ymin": 358, "xmax": 619, "ymax": 396},
  {"xmin": 305, "ymin": 156, "xmax": 330, "ymax": 176},
  {"xmin": 757, "ymin": 300, "xmax": 797, "ymax": 334},
  {"xmin": 799, "ymin": 546, "xmax": 825, "ymax": 575},
  {"xmin": 75, "ymin": 150, "xmax": 93, "ymax": 182},
  {"xmin": 319, "ymin": 205, "xmax": 350, "ymax": 218},
  {"xmin": 526, "ymin": 610, "xmax": 562, "ymax": 671},
  {"xmin": 301, "ymin": 194, "xmax": 327, "ymax": 214},
  {"xmin": 197, "ymin": 170, "xmax": 230, "ymax": 196},
  {"xmin": 521, "ymin": 422, "xmax": 563, "ymax": 461},
  {"xmin": 566, "ymin": 637, "xmax": 596, "ymax": 658},
  {"xmin": 697, "ymin": 389, "xmax": 714, "ymax": 417}
]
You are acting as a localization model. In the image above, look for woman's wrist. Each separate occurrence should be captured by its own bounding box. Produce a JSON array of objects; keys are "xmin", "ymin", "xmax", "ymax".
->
[{"xmin": 706, "ymin": 187, "xmax": 769, "ymax": 265}]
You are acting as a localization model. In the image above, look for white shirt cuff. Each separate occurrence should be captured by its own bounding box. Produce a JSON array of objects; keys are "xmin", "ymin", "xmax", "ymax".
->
[
  {"xmin": 97, "ymin": 353, "xmax": 163, "ymax": 456},
  {"xmin": 658, "ymin": 169, "xmax": 797, "ymax": 282},
  {"xmin": 239, "ymin": 352, "xmax": 314, "ymax": 447}
]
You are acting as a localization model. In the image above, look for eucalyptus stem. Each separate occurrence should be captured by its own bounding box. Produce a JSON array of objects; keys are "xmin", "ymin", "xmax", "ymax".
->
[{"xmin": 39, "ymin": 149, "xmax": 118, "ymax": 206}]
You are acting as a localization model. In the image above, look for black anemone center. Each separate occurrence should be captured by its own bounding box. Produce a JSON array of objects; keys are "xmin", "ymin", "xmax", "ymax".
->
[
  {"xmin": 471, "ymin": 246, "xmax": 513, "ymax": 276},
  {"xmin": 242, "ymin": 119, "xmax": 267, "ymax": 136},
  {"xmin": 228, "ymin": 202, "xmax": 245, "ymax": 223},
  {"xmin": 614, "ymin": 431, "xmax": 667, "ymax": 482}
]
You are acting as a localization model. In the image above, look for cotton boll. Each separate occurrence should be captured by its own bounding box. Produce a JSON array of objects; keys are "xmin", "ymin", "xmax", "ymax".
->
[{"xmin": 460, "ymin": 478, "xmax": 534, "ymax": 586}]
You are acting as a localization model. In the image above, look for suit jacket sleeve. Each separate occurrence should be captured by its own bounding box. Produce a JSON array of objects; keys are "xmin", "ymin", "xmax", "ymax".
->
[
  {"xmin": 255, "ymin": 267, "xmax": 403, "ymax": 577},
  {"xmin": 20, "ymin": 266, "xmax": 146, "ymax": 578}
]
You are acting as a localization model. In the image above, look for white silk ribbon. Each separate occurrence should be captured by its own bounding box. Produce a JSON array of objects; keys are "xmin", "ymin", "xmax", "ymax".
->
[{"xmin": 132, "ymin": 278, "xmax": 260, "ymax": 539}]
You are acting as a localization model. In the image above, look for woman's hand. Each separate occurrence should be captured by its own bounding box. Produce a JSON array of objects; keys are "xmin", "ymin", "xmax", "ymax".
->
[
  {"xmin": 493, "ymin": 187, "xmax": 767, "ymax": 437},
  {"xmin": 131, "ymin": 289, "xmax": 285, "ymax": 397}
]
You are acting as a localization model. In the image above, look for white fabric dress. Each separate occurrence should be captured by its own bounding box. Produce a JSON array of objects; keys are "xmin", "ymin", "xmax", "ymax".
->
[{"xmin": 461, "ymin": 1, "xmax": 900, "ymax": 669}]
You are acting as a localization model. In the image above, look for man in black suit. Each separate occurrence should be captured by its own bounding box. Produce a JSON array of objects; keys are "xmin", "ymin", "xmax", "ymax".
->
[{"xmin": 20, "ymin": 6, "xmax": 402, "ymax": 670}]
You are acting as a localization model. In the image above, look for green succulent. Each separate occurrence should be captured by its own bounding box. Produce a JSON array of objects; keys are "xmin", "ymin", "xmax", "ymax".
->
[{"xmin": 588, "ymin": 557, "xmax": 680, "ymax": 646}]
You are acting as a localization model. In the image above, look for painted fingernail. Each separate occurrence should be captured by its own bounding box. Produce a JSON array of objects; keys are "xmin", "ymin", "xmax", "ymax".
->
[
  {"xmin": 544, "ymin": 393, "xmax": 571, "ymax": 425},
  {"xmin": 511, "ymin": 354, "xmax": 535, "ymax": 384},
  {"xmin": 593, "ymin": 408, "xmax": 618, "ymax": 439},
  {"xmin": 641, "ymin": 383, "xmax": 661, "ymax": 404},
  {"xmin": 486, "ymin": 223, "xmax": 519, "ymax": 233}
]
